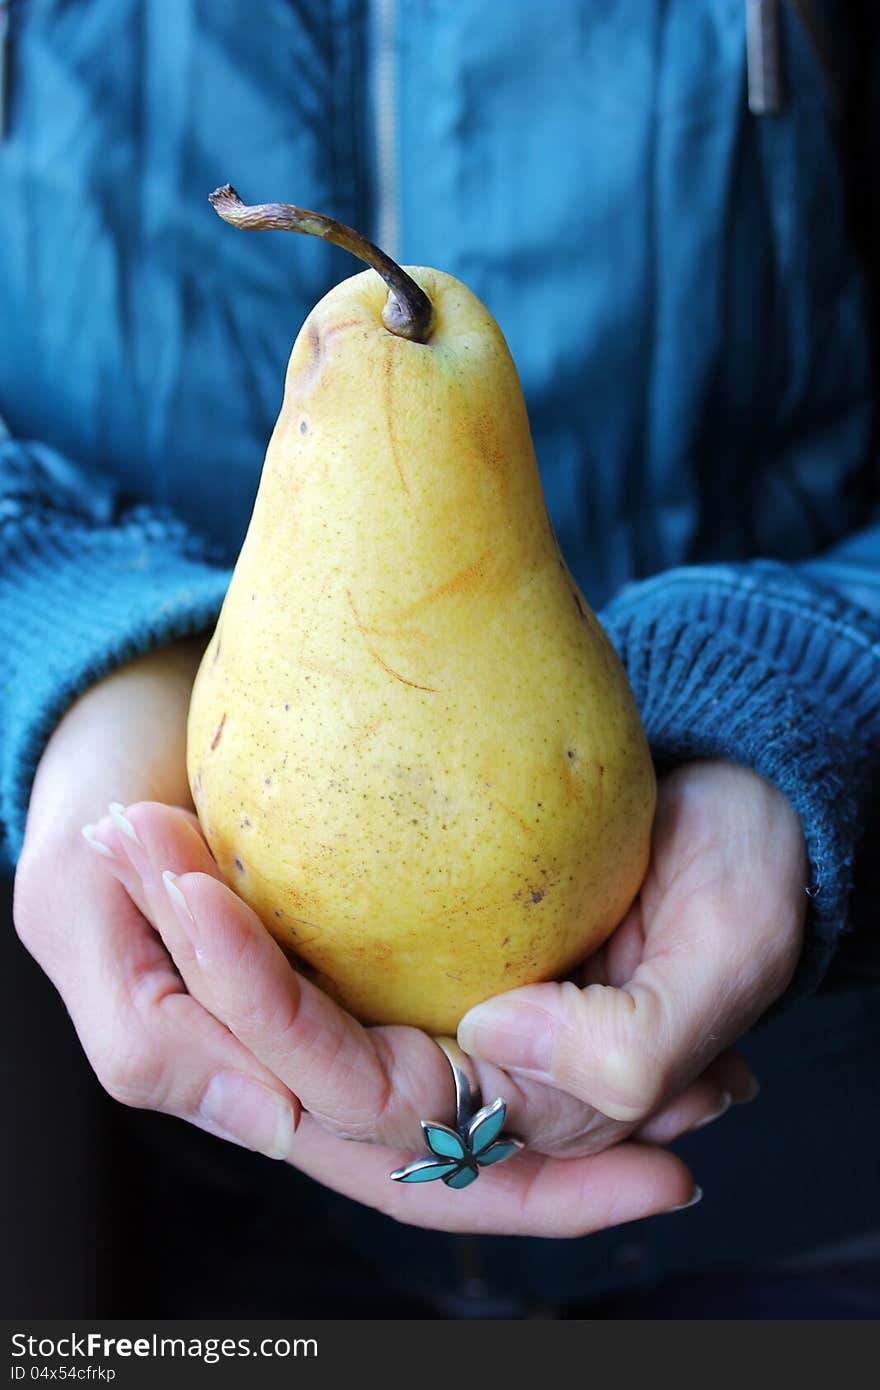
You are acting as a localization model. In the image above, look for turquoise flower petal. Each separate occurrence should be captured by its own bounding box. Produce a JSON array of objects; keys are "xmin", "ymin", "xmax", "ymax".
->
[
  {"xmin": 391, "ymin": 1158, "xmax": 461, "ymax": 1183},
  {"xmin": 469, "ymin": 1097, "xmax": 507, "ymax": 1155},
  {"xmin": 424, "ymin": 1123, "xmax": 467, "ymax": 1160},
  {"xmin": 476, "ymin": 1139, "xmax": 520, "ymax": 1166},
  {"xmin": 445, "ymin": 1165, "xmax": 479, "ymax": 1189}
]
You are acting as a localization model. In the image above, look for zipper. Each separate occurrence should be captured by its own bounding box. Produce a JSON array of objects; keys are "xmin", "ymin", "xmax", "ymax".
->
[
  {"xmin": 746, "ymin": 0, "xmax": 783, "ymax": 114},
  {"xmin": 372, "ymin": 0, "xmax": 400, "ymax": 260}
]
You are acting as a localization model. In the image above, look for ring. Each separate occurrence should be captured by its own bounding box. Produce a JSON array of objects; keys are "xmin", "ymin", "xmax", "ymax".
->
[{"xmin": 389, "ymin": 1035, "xmax": 524, "ymax": 1188}]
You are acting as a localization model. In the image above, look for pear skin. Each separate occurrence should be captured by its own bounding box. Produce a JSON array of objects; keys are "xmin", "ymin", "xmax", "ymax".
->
[{"xmin": 187, "ymin": 264, "xmax": 656, "ymax": 1034}]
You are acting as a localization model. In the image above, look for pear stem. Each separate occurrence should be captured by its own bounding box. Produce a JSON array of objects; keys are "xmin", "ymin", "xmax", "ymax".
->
[{"xmin": 208, "ymin": 184, "xmax": 434, "ymax": 343}]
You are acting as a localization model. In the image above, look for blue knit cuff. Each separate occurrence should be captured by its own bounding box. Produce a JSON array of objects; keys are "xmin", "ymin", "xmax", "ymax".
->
[
  {"xmin": 0, "ymin": 509, "xmax": 230, "ymax": 873},
  {"xmin": 600, "ymin": 562, "xmax": 880, "ymax": 997}
]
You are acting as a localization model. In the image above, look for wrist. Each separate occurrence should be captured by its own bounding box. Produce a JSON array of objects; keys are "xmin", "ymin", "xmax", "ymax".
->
[{"xmin": 25, "ymin": 636, "xmax": 210, "ymax": 852}]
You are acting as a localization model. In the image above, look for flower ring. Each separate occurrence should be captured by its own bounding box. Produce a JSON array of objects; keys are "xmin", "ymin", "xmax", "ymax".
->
[{"xmin": 390, "ymin": 1036, "xmax": 524, "ymax": 1189}]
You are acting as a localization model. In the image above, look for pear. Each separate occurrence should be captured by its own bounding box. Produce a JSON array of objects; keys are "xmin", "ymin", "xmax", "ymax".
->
[{"xmin": 187, "ymin": 187, "xmax": 656, "ymax": 1034}]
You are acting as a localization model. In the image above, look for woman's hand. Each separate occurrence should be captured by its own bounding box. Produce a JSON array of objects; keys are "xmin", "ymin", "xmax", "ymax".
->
[
  {"xmin": 13, "ymin": 643, "xmax": 711, "ymax": 1237},
  {"xmin": 456, "ymin": 761, "xmax": 807, "ymax": 1140},
  {"xmin": 20, "ymin": 647, "xmax": 780, "ymax": 1235},
  {"xmin": 78, "ymin": 794, "xmax": 704, "ymax": 1235}
]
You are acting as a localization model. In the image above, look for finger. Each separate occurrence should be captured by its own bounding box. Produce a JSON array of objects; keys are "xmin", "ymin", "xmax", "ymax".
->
[
  {"xmin": 636, "ymin": 1078, "xmax": 731, "ymax": 1145},
  {"xmin": 289, "ymin": 1118, "xmax": 700, "ymax": 1237},
  {"xmin": 85, "ymin": 801, "xmax": 228, "ymax": 1012},
  {"xmin": 708, "ymin": 1047, "xmax": 761, "ymax": 1106},
  {"xmin": 27, "ymin": 851, "xmax": 300, "ymax": 1158},
  {"xmin": 636, "ymin": 1047, "xmax": 759, "ymax": 1144}
]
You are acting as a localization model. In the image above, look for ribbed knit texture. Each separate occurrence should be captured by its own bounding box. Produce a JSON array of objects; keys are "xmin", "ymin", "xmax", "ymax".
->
[
  {"xmin": 601, "ymin": 560, "xmax": 880, "ymax": 997},
  {"xmin": 0, "ymin": 504, "xmax": 230, "ymax": 873}
]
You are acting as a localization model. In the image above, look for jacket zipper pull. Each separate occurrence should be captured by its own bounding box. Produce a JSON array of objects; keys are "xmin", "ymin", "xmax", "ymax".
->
[
  {"xmin": 746, "ymin": 0, "xmax": 783, "ymax": 114},
  {"xmin": 0, "ymin": 0, "xmax": 10, "ymax": 140}
]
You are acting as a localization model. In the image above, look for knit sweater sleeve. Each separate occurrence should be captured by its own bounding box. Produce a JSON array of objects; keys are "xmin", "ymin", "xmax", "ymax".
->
[
  {"xmin": 599, "ymin": 555, "xmax": 880, "ymax": 998},
  {"xmin": 0, "ymin": 427, "xmax": 230, "ymax": 875}
]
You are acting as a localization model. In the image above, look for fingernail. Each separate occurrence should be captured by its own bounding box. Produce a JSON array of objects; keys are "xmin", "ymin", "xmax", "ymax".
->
[
  {"xmin": 692, "ymin": 1092, "xmax": 732, "ymax": 1131},
  {"xmin": 200, "ymin": 1072, "xmax": 296, "ymax": 1160},
  {"xmin": 737, "ymin": 1073, "xmax": 761, "ymax": 1104},
  {"xmin": 109, "ymin": 801, "xmax": 142, "ymax": 846},
  {"xmin": 668, "ymin": 1185, "xmax": 703, "ymax": 1213},
  {"xmin": 162, "ymin": 870, "xmax": 200, "ymax": 950},
  {"xmin": 162, "ymin": 868, "xmax": 192, "ymax": 918},
  {"xmin": 81, "ymin": 824, "xmax": 115, "ymax": 859},
  {"xmin": 458, "ymin": 1000, "xmax": 555, "ymax": 1073}
]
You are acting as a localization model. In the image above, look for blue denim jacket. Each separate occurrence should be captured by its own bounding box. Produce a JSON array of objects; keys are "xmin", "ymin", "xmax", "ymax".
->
[{"xmin": 1, "ymin": 0, "xmax": 879, "ymax": 1308}]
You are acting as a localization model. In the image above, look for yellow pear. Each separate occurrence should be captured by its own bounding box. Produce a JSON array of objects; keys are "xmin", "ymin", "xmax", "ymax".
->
[{"xmin": 187, "ymin": 187, "xmax": 656, "ymax": 1034}]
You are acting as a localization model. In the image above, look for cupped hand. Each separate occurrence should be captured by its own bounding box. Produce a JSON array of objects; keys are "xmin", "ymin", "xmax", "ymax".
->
[
  {"xmin": 14, "ymin": 646, "xmax": 746, "ymax": 1236},
  {"xmin": 81, "ymin": 794, "xmax": 705, "ymax": 1235},
  {"xmin": 456, "ymin": 760, "xmax": 807, "ymax": 1144}
]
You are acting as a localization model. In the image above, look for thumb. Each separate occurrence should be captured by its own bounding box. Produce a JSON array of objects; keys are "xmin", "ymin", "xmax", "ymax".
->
[{"xmin": 458, "ymin": 967, "xmax": 717, "ymax": 1124}]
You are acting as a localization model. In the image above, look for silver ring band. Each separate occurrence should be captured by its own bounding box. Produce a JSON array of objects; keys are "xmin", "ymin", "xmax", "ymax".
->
[{"xmin": 433, "ymin": 1035, "xmax": 481, "ymax": 1132}]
